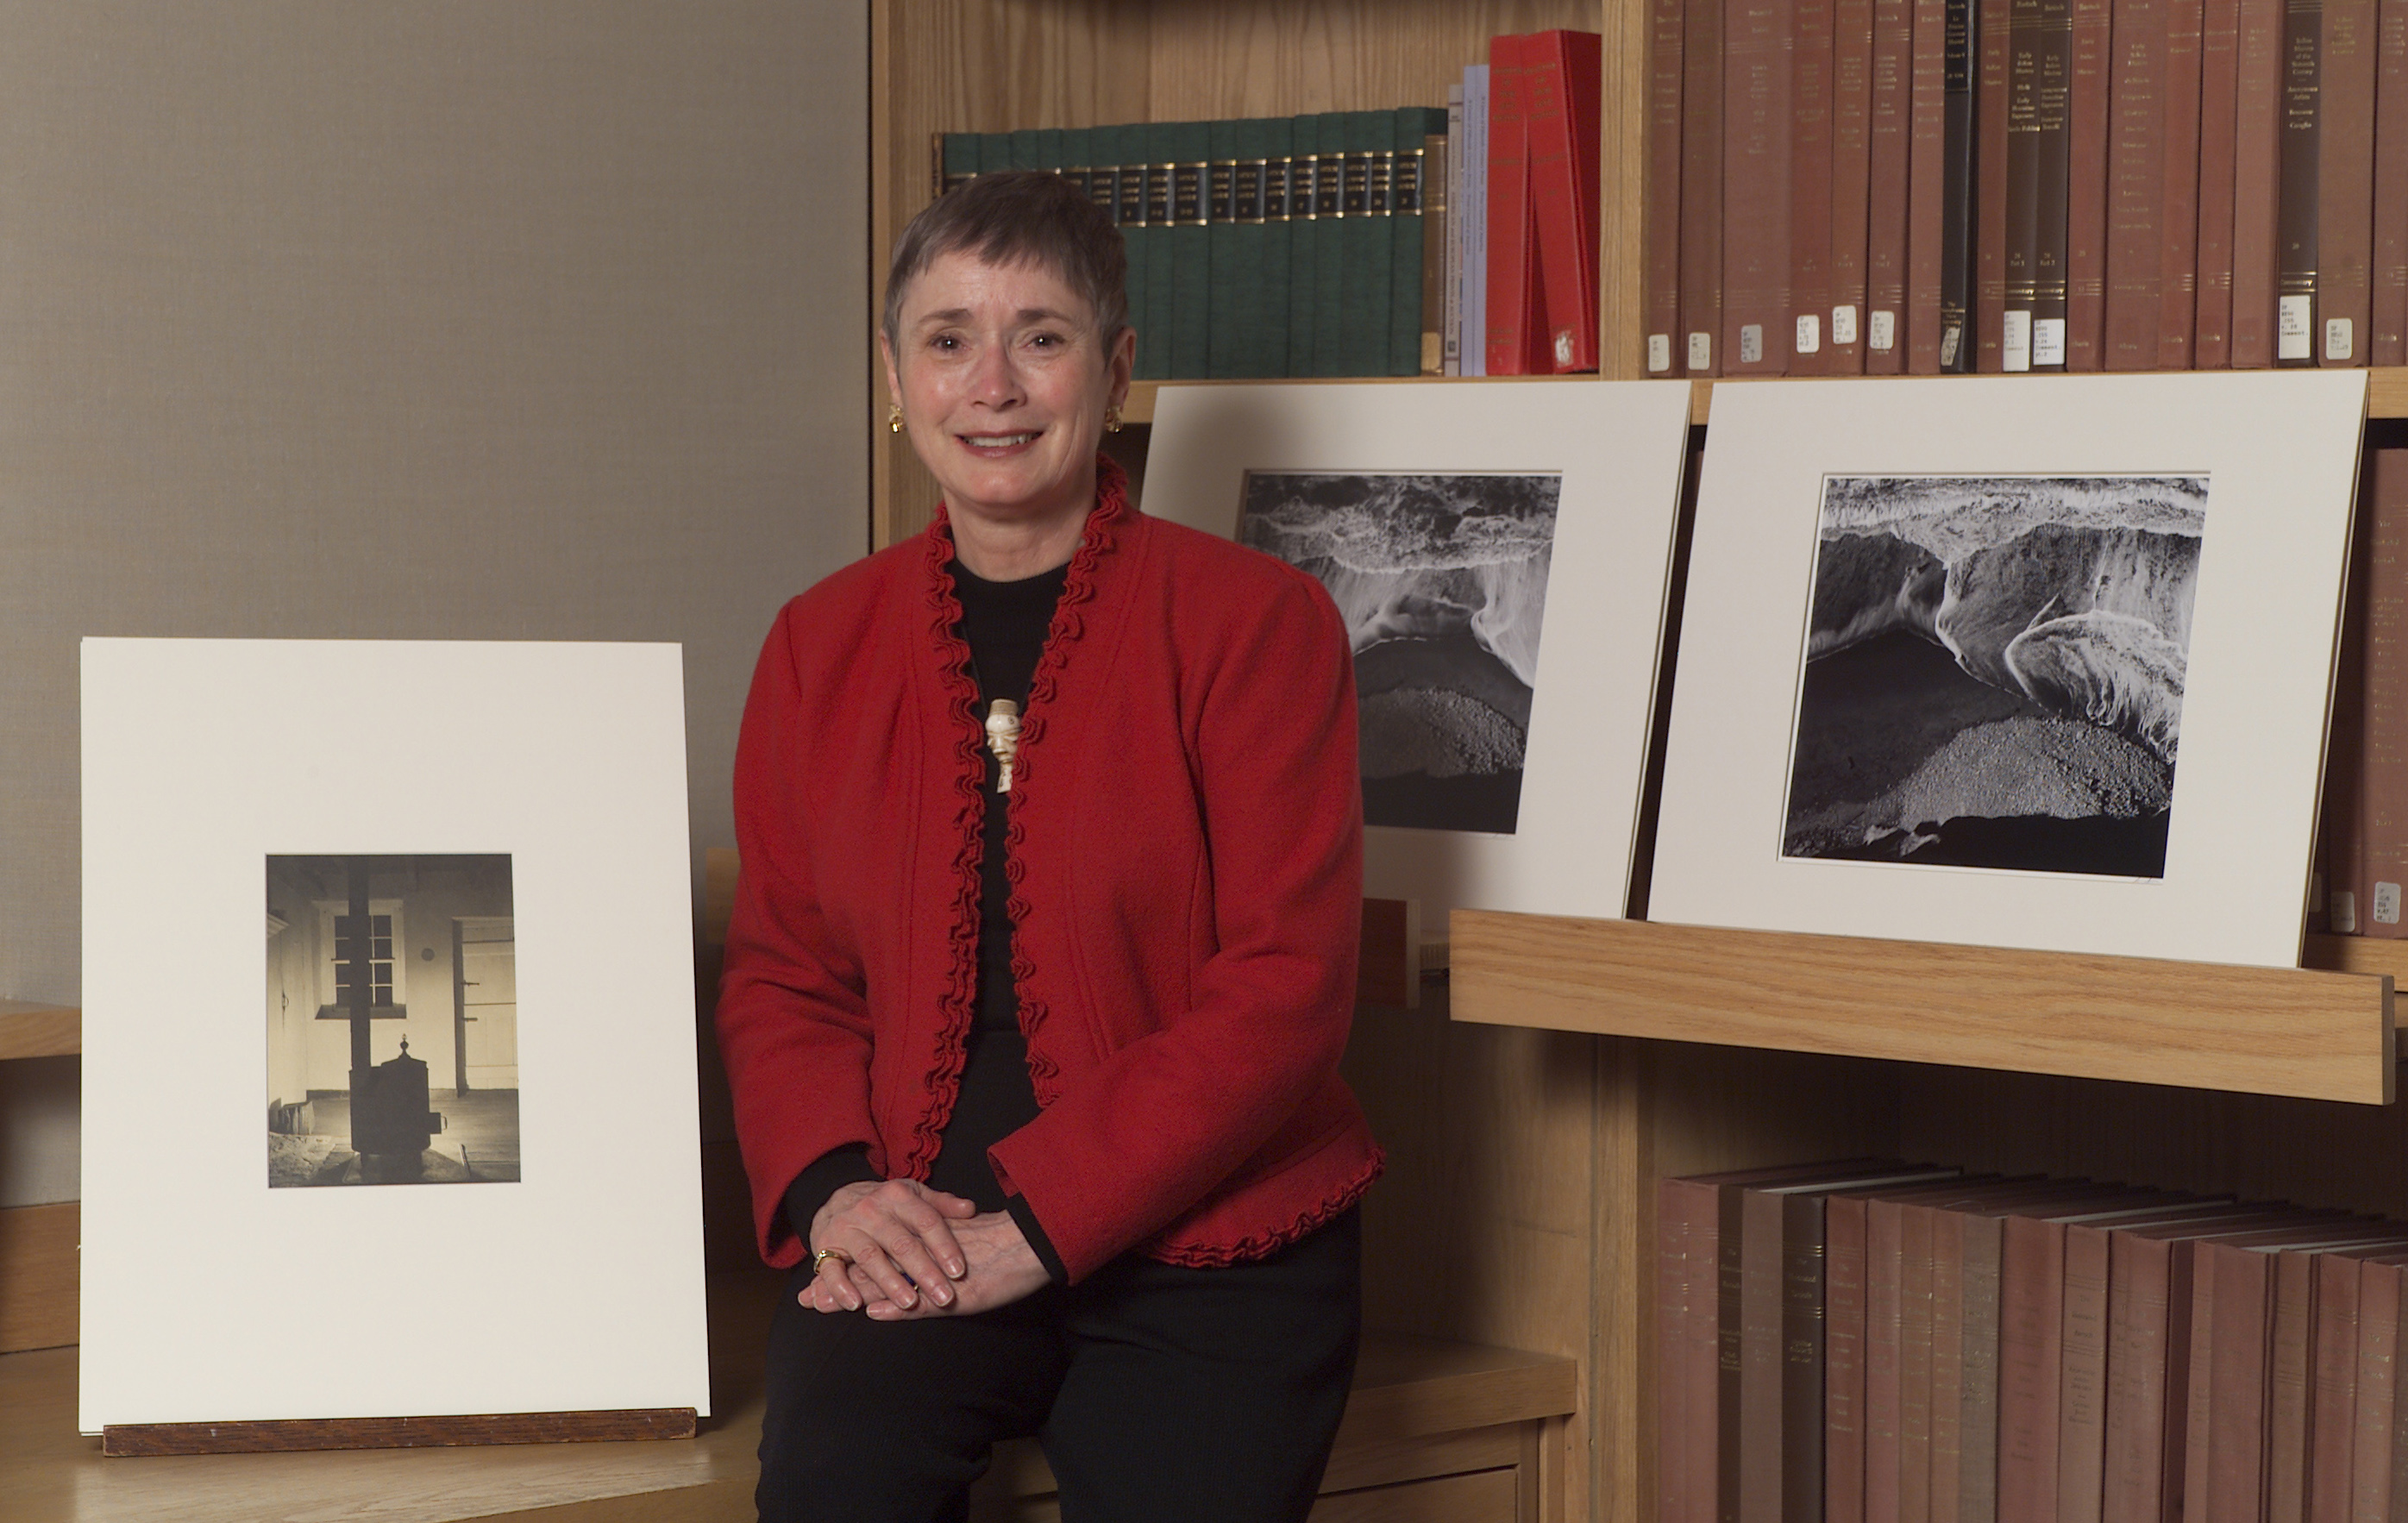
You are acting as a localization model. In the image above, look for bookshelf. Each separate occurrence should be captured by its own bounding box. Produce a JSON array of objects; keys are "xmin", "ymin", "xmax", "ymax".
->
[{"xmin": 869, "ymin": 6, "xmax": 2408, "ymax": 1523}]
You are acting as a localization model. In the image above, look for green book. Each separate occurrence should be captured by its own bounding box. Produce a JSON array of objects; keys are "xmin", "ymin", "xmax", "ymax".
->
[
  {"xmin": 1259, "ymin": 116, "xmax": 1295, "ymax": 377},
  {"xmin": 1285, "ymin": 116, "xmax": 1323, "ymax": 378},
  {"xmin": 1032, "ymin": 127, "xmax": 1065, "ymax": 173},
  {"xmin": 1390, "ymin": 107, "xmax": 1450, "ymax": 376},
  {"xmin": 1106, "ymin": 125, "xmax": 1148, "ymax": 373},
  {"xmin": 1060, "ymin": 126, "xmax": 1094, "ymax": 204},
  {"xmin": 1306, "ymin": 114, "xmax": 1346, "ymax": 375},
  {"xmin": 1341, "ymin": 110, "xmax": 1392, "ymax": 378},
  {"xmin": 977, "ymin": 132, "xmax": 1013, "ymax": 175},
  {"xmin": 1224, "ymin": 117, "xmax": 1270, "ymax": 378},
  {"xmin": 1207, "ymin": 118, "xmax": 1245, "ymax": 379},
  {"xmin": 1007, "ymin": 128, "xmax": 1042, "ymax": 172},
  {"xmin": 1139, "ymin": 122, "xmax": 1176, "ymax": 381},
  {"xmin": 1165, "ymin": 120, "xmax": 1212, "ymax": 378},
  {"xmin": 940, "ymin": 132, "xmax": 978, "ymax": 195}
]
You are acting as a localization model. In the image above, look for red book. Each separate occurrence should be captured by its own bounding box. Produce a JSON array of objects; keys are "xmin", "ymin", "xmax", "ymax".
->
[
  {"xmin": 2066, "ymin": 0, "xmax": 2116, "ymax": 367},
  {"xmin": 1796, "ymin": 0, "xmax": 1840, "ymax": 371},
  {"xmin": 2320, "ymin": 0, "xmax": 2379, "ymax": 366},
  {"xmin": 1725, "ymin": 0, "xmax": 1796, "ymax": 373},
  {"xmin": 1527, "ymin": 29, "xmax": 1604, "ymax": 372},
  {"xmin": 1485, "ymin": 33, "xmax": 1547, "ymax": 375},
  {"xmin": 1907, "ymin": 0, "xmax": 1949, "ymax": 369},
  {"xmin": 1833, "ymin": 0, "xmax": 1879, "ymax": 369},
  {"xmin": 1830, "ymin": 1194, "xmax": 1876, "ymax": 1523},
  {"xmin": 2229, "ymin": 0, "xmax": 2285, "ymax": 365},
  {"xmin": 2352, "ymin": 1260, "xmax": 2403, "ymax": 1523},
  {"xmin": 1867, "ymin": 0, "xmax": 1915, "ymax": 368},
  {"xmin": 1899, "ymin": 1202, "xmax": 1937, "ymax": 1523},
  {"xmin": 2325, "ymin": 449, "xmax": 2408, "ymax": 939},
  {"xmin": 1977, "ymin": 0, "xmax": 2014, "ymax": 367},
  {"xmin": 2160, "ymin": 0, "xmax": 2207, "ymax": 366},
  {"xmin": 2194, "ymin": 0, "xmax": 2244, "ymax": 363},
  {"xmin": 1647, "ymin": 0, "xmax": 1687, "ymax": 373},
  {"xmin": 2374, "ymin": 0, "xmax": 2408, "ymax": 365},
  {"xmin": 1659, "ymin": 1177, "xmax": 1700, "ymax": 1523},
  {"xmin": 2104, "ymin": 0, "xmax": 2170, "ymax": 369},
  {"xmin": 1682, "ymin": 0, "xmax": 1728, "ymax": 371},
  {"xmin": 2307, "ymin": 1253, "xmax": 2364, "ymax": 1523}
]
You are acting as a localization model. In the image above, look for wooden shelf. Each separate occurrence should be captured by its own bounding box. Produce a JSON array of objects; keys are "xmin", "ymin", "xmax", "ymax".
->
[
  {"xmin": 0, "ymin": 1002, "xmax": 77, "ymax": 1062},
  {"xmin": 1450, "ymin": 912, "xmax": 2396, "ymax": 1105}
]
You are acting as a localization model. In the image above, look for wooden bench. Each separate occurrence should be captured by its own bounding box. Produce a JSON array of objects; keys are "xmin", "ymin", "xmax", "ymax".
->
[{"xmin": 0, "ymin": 1272, "xmax": 1573, "ymax": 1523}]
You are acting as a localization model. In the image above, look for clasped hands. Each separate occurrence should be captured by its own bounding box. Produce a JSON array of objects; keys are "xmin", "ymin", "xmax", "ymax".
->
[{"xmin": 805, "ymin": 1178, "xmax": 1049, "ymax": 1319}]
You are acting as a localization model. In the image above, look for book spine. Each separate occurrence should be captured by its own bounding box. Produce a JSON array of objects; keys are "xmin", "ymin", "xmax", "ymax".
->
[
  {"xmin": 2307, "ymin": 1254, "xmax": 2361, "ymax": 1523},
  {"xmin": 1285, "ymin": 118, "xmax": 1320, "ymax": 379},
  {"xmin": 1355, "ymin": 110, "xmax": 1396, "ymax": 378},
  {"xmin": 2005, "ymin": 0, "xmax": 2044, "ymax": 367},
  {"xmin": 1866, "ymin": 1200, "xmax": 1906, "ymax": 1523},
  {"xmin": 940, "ymin": 131, "xmax": 979, "ymax": 193},
  {"xmin": 1169, "ymin": 121, "xmax": 1212, "ymax": 379},
  {"xmin": 1682, "ymin": 2, "xmax": 1727, "ymax": 372},
  {"xmin": 1531, "ymin": 33, "xmax": 1603, "ymax": 372},
  {"xmin": 1227, "ymin": 119, "xmax": 1269, "ymax": 379},
  {"xmin": 1109, "ymin": 130, "xmax": 1154, "ymax": 380},
  {"xmin": 1651, "ymin": 0, "xmax": 1687, "ymax": 372},
  {"xmin": 1389, "ymin": 107, "xmax": 1443, "ymax": 376},
  {"xmin": 1313, "ymin": 112, "xmax": 1351, "ymax": 376},
  {"xmin": 2392, "ymin": 1273, "xmax": 2408, "ymax": 1523},
  {"xmin": 2032, "ymin": 0, "xmax": 2077, "ymax": 368},
  {"xmin": 2374, "ymin": 0, "xmax": 2408, "ymax": 364},
  {"xmin": 1930, "ymin": 1207, "xmax": 1970, "ymax": 1523},
  {"xmin": 1786, "ymin": 1194, "xmax": 1833, "ymax": 1523},
  {"xmin": 1978, "ymin": 0, "xmax": 2016, "ymax": 366},
  {"xmin": 1722, "ymin": 1186, "xmax": 1749, "ymax": 1523},
  {"xmin": 2196, "ymin": 0, "xmax": 2245, "ymax": 362},
  {"xmin": 2233, "ymin": 0, "xmax": 2288, "ymax": 363},
  {"xmin": 1997, "ymin": 1216, "xmax": 2068, "ymax": 1523},
  {"xmin": 1797, "ymin": 0, "xmax": 1841, "ymax": 371},
  {"xmin": 2180, "ymin": 1241, "xmax": 2221, "ymax": 1523},
  {"xmin": 1261, "ymin": 116, "xmax": 1295, "ymax": 378},
  {"xmin": 1939, "ymin": 0, "xmax": 1977, "ymax": 367},
  {"xmin": 1663, "ymin": 1180, "xmax": 1706, "ymax": 1523},
  {"xmin": 2161, "ymin": 0, "xmax": 2208, "ymax": 365},
  {"xmin": 2345, "ymin": 448, "xmax": 2408, "ymax": 937},
  {"xmin": 2267, "ymin": 1251, "xmax": 2320, "ymax": 1523},
  {"xmin": 1900, "ymin": 1205, "xmax": 1937, "ymax": 1523},
  {"xmin": 1962, "ymin": 1215, "xmax": 2006, "ymax": 1523},
  {"xmin": 1726, "ymin": 0, "xmax": 1797, "ymax": 373},
  {"xmin": 2275, "ymin": 0, "xmax": 2325, "ymax": 365},
  {"xmin": 2066, "ymin": 0, "xmax": 2116, "ymax": 367},
  {"xmin": 1062, "ymin": 127, "xmax": 1097, "ymax": 207},
  {"xmin": 1007, "ymin": 126, "xmax": 1041, "ymax": 171},
  {"xmin": 1869, "ymin": 0, "xmax": 1916, "ymax": 367},
  {"xmin": 2101, "ymin": 1236, "xmax": 2172, "ymax": 1523},
  {"xmin": 1741, "ymin": 1188, "xmax": 1790, "ymax": 1523},
  {"xmin": 2060, "ymin": 1225, "xmax": 2116, "ymax": 1523},
  {"xmin": 1206, "ymin": 119, "xmax": 1243, "ymax": 379},
  {"xmin": 2320, "ymin": 0, "xmax": 2379, "ymax": 364},
  {"xmin": 1909, "ymin": 0, "xmax": 1951, "ymax": 370},
  {"xmin": 1445, "ymin": 87, "xmax": 1468, "ymax": 374},
  {"xmin": 2106, "ymin": 0, "xmax": 2171, "ymax": 369},
  {"xmin": 1489, "ymin": 37, "xmax": 1544, "ymax": 374},
  {"xmin": 1830, "ymin": 1197, "xmax": 1873, "ymax": 1523},
  {"xmin": 1414, "ymin": 122, "xmax": 1447, "ymax": 374},
  {"xmin": 1834, "ymin": 0, "xmax": 1880, "ymax": 368},
  {"xmin": 2204, "ymin": 1246, "xmax": 2273, "ymax": 1523},
  {"xmin": 2351, "ymin": 1262, "xmax": 2400, "ymax": 1523},
  {"xmin": 1139, "ymin": 124, "xmax": 1176, "ymax": 380},
  {"xmin": 1463, "ymin": 69, "xmax": 1491, "ymax": 376},
  {"xmin": 2161, "ymin": 1239, "xmax": 2208, "ymax": 1523}
]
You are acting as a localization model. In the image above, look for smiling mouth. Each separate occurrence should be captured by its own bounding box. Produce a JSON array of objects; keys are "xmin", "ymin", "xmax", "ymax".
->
[{"xmin": 961, "ymin": 430, "xmax": 1041, "ymax": 449}]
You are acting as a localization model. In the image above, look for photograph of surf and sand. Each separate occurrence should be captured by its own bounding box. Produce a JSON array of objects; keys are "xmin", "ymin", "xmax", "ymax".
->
[
  {"xmin": 1239, "ymin": 470, "xmax": 1560, "ymax": 834},
  {"xmin": 1783, "ymin": 474, "xmax": 2205, "ymax": 877}
]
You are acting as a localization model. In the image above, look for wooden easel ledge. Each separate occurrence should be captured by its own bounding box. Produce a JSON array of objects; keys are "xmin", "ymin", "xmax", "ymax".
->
[
  {"xmin": 1451, "ymin": 912, "xmax": 2397, "ymax": 1106},
  {"xmin": 0, "ymin": 1001, "xmax": 78, "ymax": 1062},
  {"xmin": 101, "ymin": 1406, "xmax": 697, "ymax": 1457}
]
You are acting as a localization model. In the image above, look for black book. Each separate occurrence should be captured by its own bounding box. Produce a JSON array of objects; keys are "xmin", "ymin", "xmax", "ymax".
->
[{"xmin": 1940, "ymin": 0, "xmax": 1977, "ymax": 368}]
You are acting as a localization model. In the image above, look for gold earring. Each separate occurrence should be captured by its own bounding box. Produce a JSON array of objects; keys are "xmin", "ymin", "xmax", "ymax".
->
[
  {"xmin": 888, "ymin": 403, "xmax": 904, "ymax": 435},
  {"xmin": 1104, "ymin": 406, "xmax": 1123, "ymax": 435}
]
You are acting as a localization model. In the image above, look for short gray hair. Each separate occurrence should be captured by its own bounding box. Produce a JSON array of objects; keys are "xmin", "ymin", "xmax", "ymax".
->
[{"xmin": 882, "ymin": 171, "xmax": 1130, "ymax": 352}]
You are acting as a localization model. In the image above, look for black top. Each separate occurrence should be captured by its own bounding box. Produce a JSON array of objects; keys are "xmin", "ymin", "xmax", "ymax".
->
[{"xmin": 781, "ymin": 558, "xmax": 1069, "ymax": 1284}]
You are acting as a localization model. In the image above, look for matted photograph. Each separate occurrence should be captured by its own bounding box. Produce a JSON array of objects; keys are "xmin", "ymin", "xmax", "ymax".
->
[
  {"xmin": 83, "ymin": 638, "xmax": 707, "ymax": 1431},
  {"xmin": 267, "ymin": 853, "xmax": 519, "ymax": 1188},
  {"xmin": 1784, "ymin": 473, "xmax": 2205, "ymax": 878},
  {"xmin": 1144, "ymin": 380, "xmax": 1693, "ymax": 923},
  {"xmin": 1649, "ymin": 373, "xmax": 2367, "ymax": 968},
  {"xmin": 1238, "ymin": 470, "xmax": 1562, "ymax": 836}
]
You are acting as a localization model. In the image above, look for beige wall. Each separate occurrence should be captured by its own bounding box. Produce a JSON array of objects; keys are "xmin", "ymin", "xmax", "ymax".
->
[{"xmin": 0, "ymin": 1, "xmax": 869, "ymax": 1206}]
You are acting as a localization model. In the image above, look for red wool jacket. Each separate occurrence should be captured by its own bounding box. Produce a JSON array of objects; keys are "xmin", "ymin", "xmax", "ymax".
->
[{"xmin": 717, "ymin": 461, "xmax": 1383, "ymax": 1283}]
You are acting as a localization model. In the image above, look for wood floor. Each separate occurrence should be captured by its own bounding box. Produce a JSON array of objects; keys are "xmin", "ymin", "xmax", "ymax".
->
[{"xmin": 301, "ymin": 1089, "xmax": 522, "ymax": 1181}]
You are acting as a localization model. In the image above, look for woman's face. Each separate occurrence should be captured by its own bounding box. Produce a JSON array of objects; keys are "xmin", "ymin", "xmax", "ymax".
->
[{"xmin": 882, "ymin": 248, "xmax": 1135, "ymax": 540}]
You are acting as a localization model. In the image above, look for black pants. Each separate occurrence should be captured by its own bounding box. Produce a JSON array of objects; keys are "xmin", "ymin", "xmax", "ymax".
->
[{"xmin": 755, "ymin": 1207, "xmax": 1361, "ymax": 1523}]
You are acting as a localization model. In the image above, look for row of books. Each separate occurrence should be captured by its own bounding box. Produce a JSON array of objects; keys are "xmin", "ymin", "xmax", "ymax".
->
[
  {"xmin": 2319, "ymin": 446, "xmax": 2408, "ymax": 938},
  {"xmin": 935, "ymin": 110, "xmax": 1446, "ymax": 383},
  {"xmin": 1645, "ymin": 0, "xmax": 2408, "ymax": 376},
  {"xmin": 1659, "ymin": 1159, "xmax": 2408, "ymax": 1523}
]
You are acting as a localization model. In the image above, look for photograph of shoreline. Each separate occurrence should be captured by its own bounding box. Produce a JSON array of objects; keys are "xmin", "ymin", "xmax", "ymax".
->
[
  {"xmin": 1783, "ymin": 474, "xmax": 2206, "ymax": 878},
  {"xmin": 1239, "ymin": 470, "xmax": 1561, "ymax": 835}
]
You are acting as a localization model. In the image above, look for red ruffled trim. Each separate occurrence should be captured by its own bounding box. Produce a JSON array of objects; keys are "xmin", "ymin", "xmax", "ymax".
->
[
  {"xmin": 907, "ymin": 457, "xmax": 1132, "ymax": 1168},
  {"xmin": 1145, "ymin": 1148, "xmax": 1387, "ymax": 1269}
]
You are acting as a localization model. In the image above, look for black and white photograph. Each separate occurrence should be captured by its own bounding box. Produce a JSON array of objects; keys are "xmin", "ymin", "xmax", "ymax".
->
[
  {"xmin": 267, "ymin": 853, "xmax": 518, "ymax": 1187},
  {"xmin": 1239, "ymin": 470, "xmax": 1561, "ymax": 835},
  {"xmin": 1782, "ymin": 474, "xmax": 2207, "ymax": 878}
]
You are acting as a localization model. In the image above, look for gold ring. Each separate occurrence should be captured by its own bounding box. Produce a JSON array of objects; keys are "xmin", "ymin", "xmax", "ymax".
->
[{"xmin": 811, "ymin": 1246, "xmax": 852, "ymax": 1277}]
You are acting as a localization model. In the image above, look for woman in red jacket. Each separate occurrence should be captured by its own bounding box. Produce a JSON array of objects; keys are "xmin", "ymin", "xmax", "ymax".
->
[{"xmin": 718, "ymin": 170, "xmax": 1383, "ymax": 1521}]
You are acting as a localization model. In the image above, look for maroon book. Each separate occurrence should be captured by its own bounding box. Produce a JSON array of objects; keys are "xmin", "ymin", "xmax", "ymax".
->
[
  {"xmin": 1660, "ymin": 1177, "xmax": 1702, "ymax": 1523},
  {"xmin": 2229, "ymin": 0, "xmax": 2286, "ymax": 365},
  {"xmin": 2320, "ymin": 0, "xmax": 2379, "ymax": 366},
  {"xmin": 2104, "ymin": 0, "xmax": 2170, "ymax": 368},
  {"xmin": 1908, "ymin": 0, "xmax": 1950, "ymax": 369},
  {"xmin": 1797, "ymin": 0, "xmax": 1840, "ymax": 371},
  {"xmin": 2159, "ymin": 0, "xmax": 2207, "ymax": 366},
  {"xmin": 2324, "ymin": 448, "xmax": 2408, "ymax": 940},
  {"xmin": 1682, "ymin": 0, "xmax": 1728, "ymax": 371},
  {"xmin": 1834, "ymin": 0, "xmax": 1879, "ymax": 369},
  {"xmin": 2066, "ymin": 0, "xmax": 2116, "ymax": 367},
  {"xmin": 1648, "ymin": 0, "xmax": 1687, "ymax": 373},
  {"xmin": 1868, "ymin": 0, "xmax": 1916, "ymax": 368},
  {"xmin": 2194, "ymin": 0, "xmax": 2244, "ymax": 363},
  {"xmin": 1978, "ymin": 0, "xmax": 2015, "ymax": 367},
  {"xmin": 2374, "ymin": 0, "xmax": 2408, "ymax": 365}
]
